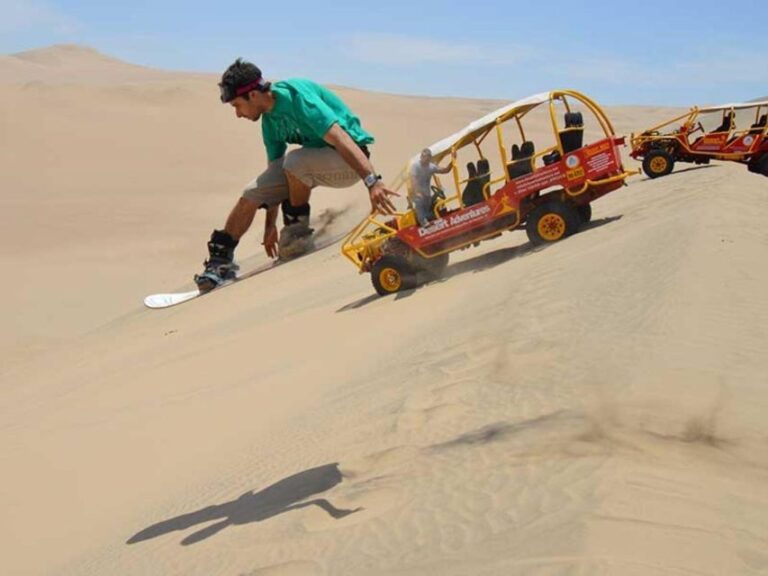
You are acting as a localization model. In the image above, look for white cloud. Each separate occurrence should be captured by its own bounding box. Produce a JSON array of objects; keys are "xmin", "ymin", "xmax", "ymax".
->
[
  {"xmin": 344, "ymin": 33, "xmax": 524, "ymax": 67},
  {"xmin": 0, "ymin": 0, "xmax": 80, "ymax": 35},
  {"xmin": 547, "ymin": 56, "xmax": 641, "ymax": 84},
  {"xmin": 675, "ymin": 52, "xmax": 768, "ymax": 84},
  {"xmin": 544, "ymin": 50, "xmax": 768, "ymax": 89},
  {"xmin": 343, "ymin": 35, "xmax": 765, "ymax": 91},
  {"xmin": 323, "ymin": 34, "xmax": 765, "ymax": 104}
]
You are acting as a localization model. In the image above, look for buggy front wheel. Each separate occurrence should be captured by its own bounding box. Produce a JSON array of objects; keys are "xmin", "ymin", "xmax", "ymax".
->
[
  {"xmin": 642, "ymin": 149, "xmax": 675, "ymax": 178},
  {"xmin": 371, "ymin": 255, "xmax": 417, "ymax": 296}
]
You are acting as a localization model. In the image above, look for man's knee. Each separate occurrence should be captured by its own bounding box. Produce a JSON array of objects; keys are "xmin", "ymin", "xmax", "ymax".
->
[
  {"xmin": 236, "ymin": 196, "xmax": 261, "ymax": 212},
  {"xmin": 244, "ymin": 160, "xmax": 289, "ymax": 206},
  {"xmin": 284, "ymin": 170, "xmax": 312, "ymax": 207},
  {"xmin": 242, "ymin": 181, "xmax": 288, "ymax": 208},
  {"xmin": 284, "ymin": 167, "xmax": 309, "ymax": 186},
  {"xmin": 283, "ymin": 152, "xmax": 314, "ymax": 186}
]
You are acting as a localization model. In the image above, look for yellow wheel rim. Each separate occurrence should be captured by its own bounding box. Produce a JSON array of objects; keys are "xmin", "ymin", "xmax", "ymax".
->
[
  {"xmin": 538, "ymin": 213, "xmax": 566, "ymax": 241},
  {"xmin": 379, "ymin": 267, "xmax": 402, "ymax": 292},
  {"xmin": 650, "ymin": 156, "xmax": 668, "ymax": 174}
]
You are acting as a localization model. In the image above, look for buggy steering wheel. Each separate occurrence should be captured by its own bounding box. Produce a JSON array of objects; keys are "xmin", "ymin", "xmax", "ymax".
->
[{"xmin": 431, "ymin": 185, "xmax": 446, "ymax": 199}]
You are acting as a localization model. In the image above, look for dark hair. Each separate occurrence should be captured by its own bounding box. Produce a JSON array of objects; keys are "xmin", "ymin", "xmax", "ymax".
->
[{"xmin": 219, "ymin": 58, "xmax": 271, "ymax": 101}]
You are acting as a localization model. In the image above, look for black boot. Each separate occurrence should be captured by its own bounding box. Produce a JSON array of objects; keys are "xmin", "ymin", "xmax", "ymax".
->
[
  {"xmin": 281, "ymin": 199, "xmax": 312, "ymax": 228},
  {"xmin": 279, "ymin": 200, "xmax": 314, "ymax": 260},
  {"xmin": 194, "ymin": 229, "xmax": 240, "ymax": 291}
]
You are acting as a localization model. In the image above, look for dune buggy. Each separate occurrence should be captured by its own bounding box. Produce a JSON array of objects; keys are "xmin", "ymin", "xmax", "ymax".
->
[
  {"xmin": 342, "ymin": 89, "xmax": 636, "ymax": 296},
  {"xmin": 630, "ymin": 100, "xmax": 768, "ymax": 178}
]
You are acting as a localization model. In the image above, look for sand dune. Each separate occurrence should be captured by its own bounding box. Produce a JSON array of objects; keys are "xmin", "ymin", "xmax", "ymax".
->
[
  {"xmin": 0, "ymin": 44, "xmax": 187, "ymax": 84},
  {"xmin": 2, "ymin": 45, "xmax": 768, "ymax": 575}
]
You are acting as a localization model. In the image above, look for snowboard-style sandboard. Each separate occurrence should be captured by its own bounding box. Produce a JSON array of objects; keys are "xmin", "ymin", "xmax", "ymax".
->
[{"xmin": 144, "ymin": 234, "xmax": 343, "ymax": 309}]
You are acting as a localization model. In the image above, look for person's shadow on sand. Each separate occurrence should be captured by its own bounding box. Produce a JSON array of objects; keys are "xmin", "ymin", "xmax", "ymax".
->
[{"xmin": 127, "ymin": 463, "xmax": 361, "ymax": 546}]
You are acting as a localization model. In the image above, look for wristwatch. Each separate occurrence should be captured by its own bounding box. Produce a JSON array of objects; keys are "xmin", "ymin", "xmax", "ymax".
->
[{"xmin": 363, "ymin": 173, "xmax": 382, "ymax": 189}]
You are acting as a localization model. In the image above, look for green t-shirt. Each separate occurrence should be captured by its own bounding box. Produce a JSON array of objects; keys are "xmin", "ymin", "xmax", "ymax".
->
[{"xmin": 261, "ymin": 79, "xmax": 374, "ymax": 162}]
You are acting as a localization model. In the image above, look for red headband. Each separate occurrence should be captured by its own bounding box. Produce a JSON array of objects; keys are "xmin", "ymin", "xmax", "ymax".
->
[{"xmin": 235, "ymin": 78, "xmax": 266, "ymax": 96}]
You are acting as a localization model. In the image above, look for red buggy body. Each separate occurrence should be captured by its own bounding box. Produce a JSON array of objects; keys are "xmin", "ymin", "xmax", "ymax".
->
[{"xmin": 630, "ymin": 100, "xmax": 768, "ymax": 178}]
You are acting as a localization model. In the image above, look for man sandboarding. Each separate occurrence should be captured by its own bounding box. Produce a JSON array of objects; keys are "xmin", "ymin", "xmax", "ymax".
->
[{"xmin": 194, "ymin": 58, "xmax": 398, "ymax": 292}]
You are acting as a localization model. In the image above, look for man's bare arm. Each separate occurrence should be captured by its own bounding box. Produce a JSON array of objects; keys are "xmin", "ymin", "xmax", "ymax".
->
[
  {"xmin": 262, "ymin": 204, "xmax": 280, "ymax": 258},
  {"xmin": 265, "ymin": 204, "xmax": 279, "ymax": 226},
  {"xmin": 323, "ymin": 123, "xmax": 399, "ymax": 214}
]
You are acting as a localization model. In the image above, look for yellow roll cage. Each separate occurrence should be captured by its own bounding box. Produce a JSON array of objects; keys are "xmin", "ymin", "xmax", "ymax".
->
[{"xmin": 630, "ymin": 100, "xmax": 768, "ymax": 159}]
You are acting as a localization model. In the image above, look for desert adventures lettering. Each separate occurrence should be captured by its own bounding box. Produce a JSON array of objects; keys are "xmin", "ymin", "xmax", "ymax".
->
[{"xmin": 418, "ymin": 205, "xmax": 492, "ymax": 237}]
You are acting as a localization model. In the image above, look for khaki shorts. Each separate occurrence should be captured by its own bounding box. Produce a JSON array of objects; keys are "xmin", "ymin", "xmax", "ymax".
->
[{"xmin": 243, "ymin": 147, "xmax": 361, "ymax": 207}]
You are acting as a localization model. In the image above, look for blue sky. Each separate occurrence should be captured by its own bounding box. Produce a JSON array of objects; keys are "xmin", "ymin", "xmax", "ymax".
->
[{"xmin": 2, "ymin": 0, "xmax": 766, "ymax": 105}]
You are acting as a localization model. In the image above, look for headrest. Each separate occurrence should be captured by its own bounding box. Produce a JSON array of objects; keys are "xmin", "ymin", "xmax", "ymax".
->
[
  {"xmin": 521, "ymin": 141, "xmax": 535, "ymax": 157},
  {"xmin": 565, "ymin": 112, "xmax": 584, "ymax": 128}
]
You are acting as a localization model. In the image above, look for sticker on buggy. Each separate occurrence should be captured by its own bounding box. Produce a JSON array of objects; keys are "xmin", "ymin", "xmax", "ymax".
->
[{"xmin": 567, "ymin": 167, "xmax": 585, "ymax": 180}]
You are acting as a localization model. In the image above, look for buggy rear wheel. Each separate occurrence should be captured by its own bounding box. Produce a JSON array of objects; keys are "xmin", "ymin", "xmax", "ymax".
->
[
  {"xmin": 577, "ymin": 204, "xmax": 592, "ymax": 224},
  {"xmin": 642, "ymin": 149, "xmax": 675, "ymax": 178},
  {"xmin": 748, "ymin": 155, "xmax": 768, "ymax": 177},
  {"xmin": 412, "ymin": 252, "xmax": 449, "ymax": 280},
  {"xmin": 526, "ymin": 201, "xmax": 580, "ymax": 246},
  {"xmin": 371, "ymin": 255, "xmax": 417, "ymax": 296}
]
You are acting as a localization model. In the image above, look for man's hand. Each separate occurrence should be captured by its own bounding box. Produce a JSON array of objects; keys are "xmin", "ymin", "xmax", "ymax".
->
[
  {"xmin": 262, "ymin": 223, "xmax": 279, "ymax": 258},
  {"xmin": 368, "ymin": 181, "xmax": 399, "ymax": 214}
]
